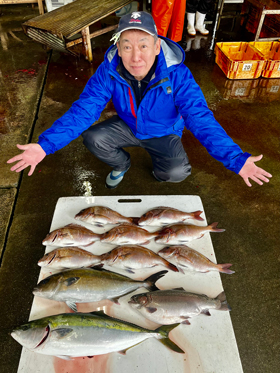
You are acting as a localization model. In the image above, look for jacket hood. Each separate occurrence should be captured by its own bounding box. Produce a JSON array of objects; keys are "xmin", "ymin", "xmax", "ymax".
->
[{"xmin": 105, "ymin": 36, "xmax": 185, "ymax": 75}]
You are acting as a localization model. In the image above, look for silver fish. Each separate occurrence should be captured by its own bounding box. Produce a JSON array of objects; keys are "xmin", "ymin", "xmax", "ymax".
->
[
  {"xmin": 11, "ymin": 311, "xmax": 184, "ymax": 358},
  {"xmin": 138, "ymin": 206, "xmax": 204, "ymax": 226},
  {"xmin": 33, "ymin": 268, "xmax": 167, "ymax": 312},
  {"xmin": 38, "ymin": 247, "xmax": 101, "ymax": 269},
  {"xmin": 74, "ymin": 206, "xmax": 138, "ymax": 227},
  {"xmin": 99, "ymin": 245, "xmax": 179, "ymax": 274},
  {"xmin": 100, "ymin": 224, "xmax": 160, "ymax": 245},
  {"xmin": 129, "ymin": 289, "xmax": 231, "ymax": 325},
  {"xmin": 42, "ymin": 223, "xmax": 101, "ymax": 247},
  {"xmin": 155, "ymin": 222, "xmax": 225, "ymax": 244},
  {"xmin": 158, "ymin": 246, "xmax": 234, "ymax": 274}
]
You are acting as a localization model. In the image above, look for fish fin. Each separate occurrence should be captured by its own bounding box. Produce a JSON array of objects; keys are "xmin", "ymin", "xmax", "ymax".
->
[
  {"xmin": 154, "ymin": 323, "xmax": 184, "ymax": 353},
  {"xmin": 83, "ymin": 241, "xmax": 96, "ymax": 247},
  {"xmin": 201, "ymin": 310, "xmax": 211, "ymax": 316},
  {"xmin": 217, "ymin": 263, "xmax": 235, "ymax": 274},
  {"xmin": 215, "ymin": 291, "xmax": 232, "ymax": 311},
  {"xmin": 53, "ymin": 328, "xmax": 74, "ymax": 338},
  {"xmin": 146, "ymin": 307, "xmax": 157, "ymax": 313},
  {"xmin": 181, "ymin": 319, "xmax": 191, "ymax": 325},
  {"xmin": 158, "ymin": 338, "xmax": 185, "ymax": 354},
  {"xmin": 118, "ymin": 349, "xmax": 127, "ymax": 355},
  {"xmin": 209, "ymin": 222, "xmax": 225, "ymax": 233},
  {"xmin": 66, "ymin": 301, "xmax": 77, "ymax": 312},
  {"xmin": 110, "ymin": 297, "xmax": 120, "ymax": 305},
  {"xmin": 55, "ymin": 355, "xmax": 73, "ymax": 360},
  {"xmin": 91, "ymin": 263, "xmax": 104, "ymax": 269},
  {"xmin": 155, "ymin": 323, "xmax": 180, "ymax": 337},
  {"xmin": 192, "ymin": 210, "xmax": 204, "ymax": 221},
  {"xmin": 125, "ymin": 268, "xmax": 135, "ymax": 274},
  {"xmin": 177, "ymin": 266, "xmax": 185, "ymax": 274},
  {"xmin": 173, "ymin": 287, "xmax": 185, "ymax": 291},
  {"xmin": 144, "ymin": 270, "xmax": 168, "ymax": 291},
  {"xmin": 64, "ymin": 277, "xmax": 80, "ymax": 286},
  {"xmin": 142, "ymin": 240, "xmax": 151, "ymax": 245},
  {"xmin": 165, "ymin": 262, "xmax": 179, "ymax": 272}
]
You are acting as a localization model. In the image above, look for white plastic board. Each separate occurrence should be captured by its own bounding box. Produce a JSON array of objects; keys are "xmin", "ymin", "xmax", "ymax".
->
[{"xmin": 17, "ymin": 195, "xmax": 243, "ymax": 373}]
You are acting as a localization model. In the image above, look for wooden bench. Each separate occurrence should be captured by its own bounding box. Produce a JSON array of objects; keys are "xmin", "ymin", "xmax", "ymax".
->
[
  {"xmin": 22, "ymin": 0, "xmax": 135, "ymax": 62},
  {"xmin": 0, "ymin": 0, "xmax": 44, "ymax": 15}
]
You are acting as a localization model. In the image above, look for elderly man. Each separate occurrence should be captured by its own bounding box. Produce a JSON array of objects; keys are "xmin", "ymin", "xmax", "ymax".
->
[{"xmin": 7, "ymin": 11, "xmax": 271, "ymax": 188}]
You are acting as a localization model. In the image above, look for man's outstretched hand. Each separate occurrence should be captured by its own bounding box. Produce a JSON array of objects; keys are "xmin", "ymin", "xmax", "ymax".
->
[
  {"xmin": 239, "ymin": 154, "xmax": 272, "ymax": 187},
  {"xmin": 7, "ymin": 144, "xmax": 46, "ymax": 176}
]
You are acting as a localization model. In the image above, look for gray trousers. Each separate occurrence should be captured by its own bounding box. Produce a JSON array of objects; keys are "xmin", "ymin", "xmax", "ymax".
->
[{"xmin": 82, "ymin": 116, "xmax": 191, "ymax": 182}]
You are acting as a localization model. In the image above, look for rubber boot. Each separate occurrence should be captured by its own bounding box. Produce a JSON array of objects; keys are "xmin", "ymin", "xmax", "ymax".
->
[
  {"xmin": 195, "ymin": 11, "xmax": 209, "ymax": 36},
  {"xmin": 187, "ymin": 13, "xmax": 196, "ymax": 37}
]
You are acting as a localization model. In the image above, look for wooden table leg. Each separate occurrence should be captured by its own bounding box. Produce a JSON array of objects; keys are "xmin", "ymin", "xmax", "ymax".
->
[
  {"xmin": 81, "ymin": 27, "xmax": 93, "ymax": 63},
  {"xmin": 38, "ymin": 0, "xmax": 44, "ymax": 15}
]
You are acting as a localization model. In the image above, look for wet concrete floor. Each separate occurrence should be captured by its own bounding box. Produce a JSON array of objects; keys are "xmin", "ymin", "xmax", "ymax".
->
[{"xmin": 0, "ymin": 4, "xmax": 279, "ymax": 373}]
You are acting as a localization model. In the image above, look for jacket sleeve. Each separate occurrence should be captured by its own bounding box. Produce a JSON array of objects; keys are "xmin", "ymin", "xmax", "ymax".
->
[
  {"xmin": 173, "ymin": 67, "xmax": 251, "ymax": 174},
  {"xmin": 38, "ymin": 63, "xmax": 113, "ymax": 155}
]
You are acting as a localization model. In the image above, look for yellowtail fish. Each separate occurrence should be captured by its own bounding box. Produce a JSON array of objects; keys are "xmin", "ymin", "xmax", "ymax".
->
[
  {"xmin": 155, "ymin": 222, "xmax": 225, "ymax": 244},
  {"xmin": 100, "ymin": 224, "xmax": 160, "ymax": 245},
  {"xmin": 42, "ymin": 223, "xmax": 101, "ymax": 247},
  {"xmin": 158, "ymin": 245, "xmax": 234, "ymax": 274},
  {"xmin": 99, "ymin": 245, "xmax": 179, "ymax": 273},
  {"xmin": 138, "ymin": 206, "xmax": 204, "ymax": 226},
  {"xmin": 38, "ymin": 247, "xmax": 101, "ymax": 269},
  {"xmin": 11, "ymin": 311, "xmax": 184, "ymax": 359},
  {"xmin": 129, "ymin": 289, "xmax": 231, "ymax": 325},
  {"xmin": 74, "ymin": 206, "xmax": 139, "ymax": 227},
  {"xmin": 33, "ymin": 268, "xmax": 167, "ymax": 311}
]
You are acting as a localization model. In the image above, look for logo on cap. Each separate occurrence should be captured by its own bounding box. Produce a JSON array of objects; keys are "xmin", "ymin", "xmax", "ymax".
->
[{"xmin": 131, "ymin": 12, "xmax": 141, "ymax": 19}]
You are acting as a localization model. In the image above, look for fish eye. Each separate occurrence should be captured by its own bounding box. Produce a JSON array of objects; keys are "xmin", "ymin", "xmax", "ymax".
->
[{"xmin": 138, "ymin": 295, "xmax": 148, "ymax": 305}]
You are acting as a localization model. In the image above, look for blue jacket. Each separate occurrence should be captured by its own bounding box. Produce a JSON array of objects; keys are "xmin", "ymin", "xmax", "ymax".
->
[{"xmin": 38, "ymin": 36, "xmax": 250, "ymax": 174}]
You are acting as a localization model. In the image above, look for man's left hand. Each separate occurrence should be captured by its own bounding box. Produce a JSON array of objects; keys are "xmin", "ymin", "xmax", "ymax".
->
[{"xmin": 238, "ymin": 154, "xmax": 272, "ymax": 187}]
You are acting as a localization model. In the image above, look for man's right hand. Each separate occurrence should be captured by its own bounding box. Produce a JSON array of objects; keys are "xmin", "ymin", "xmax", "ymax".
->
[{"xmin": 7, "ymin": 144, "xmax": 46, "ymax": 176}]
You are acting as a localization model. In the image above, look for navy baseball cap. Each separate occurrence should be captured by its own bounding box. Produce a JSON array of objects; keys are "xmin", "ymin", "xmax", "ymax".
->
[{"xmin": 111, "ymin": 11, "xmax": 158, "ymax": 44}]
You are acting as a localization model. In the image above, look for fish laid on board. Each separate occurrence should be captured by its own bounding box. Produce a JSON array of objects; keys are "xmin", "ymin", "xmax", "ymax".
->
[
  {"xmin": 100, "ymin": 224, "xmax": 160, "ymax": 245},
  {"xmin": 99, "ymin": 245, "xmax": 179, "ymax": 273},
  {"xmin": 11, "ymin": 311, "xmax": 184, "ymax": 359},
  {"xmin": 129, "ymin": 289, "xmax": 231, "ymax": 325},
  {"xmin": 42, "ymin": 223, "xmax": 101, "ymax": 247},
  {"xmin": 38, "ymin": 247, "xmax": 101, "ymax": 270},
  {"xmin": 74, "ymin": 206, "xmax": 138, "ymax": 227},
  {"xmin": 158, "ymin": 246, "xmax": 234, "ymax": 274},
  {"xmin": 33, "ymin": 268, "xmax": 167, "ymax": 312},
  {"xmin": 155, "ymin": 222, "xmax": 225, "ymax": 244},
  {"xmin": 138, "ymin": 206, "xmax": 204, "ymax": 226}
]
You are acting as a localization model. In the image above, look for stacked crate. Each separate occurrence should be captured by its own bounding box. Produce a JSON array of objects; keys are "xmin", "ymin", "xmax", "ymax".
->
[{"xmin": 215, "ymin": 41, "xmax": 280, "ymax": 79}]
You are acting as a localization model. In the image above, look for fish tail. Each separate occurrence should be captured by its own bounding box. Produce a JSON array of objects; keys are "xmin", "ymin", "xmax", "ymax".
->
[
  {"xmin": 155, "ymin": 324, "xmax": 184, "ymax": 354},
  {"xmin": 209, "ymin": 222, "xmax": 225, "ymax": 233},
  {"xmin": 215, "ymin": 291, "xmax": 232, "ymax": 311},
  {"xmin": 217, "ymin": 263, "xmax": 235, "ymax": 274},
  {"xmin": 144, "ymin": 270, "xmax": 168, "ymax": 291},
  {"xmin": 192, "ymin": 210, "xmax": 204, "ymax": 221}
]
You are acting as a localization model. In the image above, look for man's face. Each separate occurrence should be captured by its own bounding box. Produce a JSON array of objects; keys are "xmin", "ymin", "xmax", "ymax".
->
[{"xmin": 117, "ymin": 30, "xmax": 161, "ymax": 81}]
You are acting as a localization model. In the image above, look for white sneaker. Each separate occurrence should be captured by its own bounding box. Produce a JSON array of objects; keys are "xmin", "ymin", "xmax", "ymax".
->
[
  {"xmin": 105, "ymin": 167, "xmax": 130, "ymax": 189},
  {"xmin": 195, "ymin": 11, "xmax": 209, "ymax": 36}
]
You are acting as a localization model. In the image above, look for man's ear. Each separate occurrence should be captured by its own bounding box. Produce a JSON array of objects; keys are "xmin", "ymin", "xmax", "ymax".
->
[
  {"xmin": 117, "ymin": 42, "xmax": 121, "ymax": 57},
  {"xmin": 155, "ymin": 38, "xmax": 161, "ymax": 56}
]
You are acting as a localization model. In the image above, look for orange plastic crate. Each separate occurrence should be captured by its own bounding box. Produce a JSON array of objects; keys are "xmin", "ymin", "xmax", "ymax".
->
[
  {"xmin": 249, "ymin": 41, "xmax": 280, "ymax": 78},
  {"xmin": 214, "ymin": 42, "xmax": 266, "ymax": 80}
]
